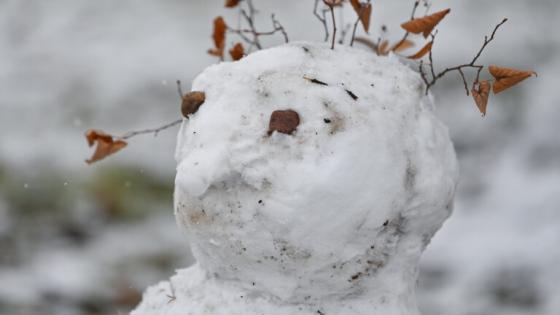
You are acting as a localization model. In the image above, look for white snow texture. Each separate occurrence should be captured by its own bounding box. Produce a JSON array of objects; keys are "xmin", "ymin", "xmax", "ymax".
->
[{"xmin": 132, "ymin": 42, "xmax": 459, "ymax": 315}]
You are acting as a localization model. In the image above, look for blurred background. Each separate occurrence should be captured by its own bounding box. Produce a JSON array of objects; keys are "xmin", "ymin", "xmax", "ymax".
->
[{"xmin": 0, "ymin": 0, "xmax": 558, "ymax": 314}]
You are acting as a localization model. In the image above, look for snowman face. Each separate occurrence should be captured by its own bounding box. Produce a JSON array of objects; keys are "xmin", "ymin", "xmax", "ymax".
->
[{"xmin": 173, "ymin": 43, "xmax": 459, "ymax": 301}]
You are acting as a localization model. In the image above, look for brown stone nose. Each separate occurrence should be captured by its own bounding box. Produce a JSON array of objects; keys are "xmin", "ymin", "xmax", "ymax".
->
[{"xmin": 268, "ymin": 109, "xmax": 300, "ymax": 136}]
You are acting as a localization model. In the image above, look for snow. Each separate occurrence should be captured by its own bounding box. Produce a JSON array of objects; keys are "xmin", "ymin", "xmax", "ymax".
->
[{"xmin": 132, "ymin": 42, "xmax": 459, "ymax": 315}]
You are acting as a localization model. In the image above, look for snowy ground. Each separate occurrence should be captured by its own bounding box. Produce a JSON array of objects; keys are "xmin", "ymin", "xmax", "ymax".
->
[{"xmin": 0, "ymin": 1, "xmax": 559, "ymax": 314}]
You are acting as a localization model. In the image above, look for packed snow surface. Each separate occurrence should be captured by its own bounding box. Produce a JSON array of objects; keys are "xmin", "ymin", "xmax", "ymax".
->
[{"xmin": 132, "ymin": 42, "xmax": 459, "ymax": 315}]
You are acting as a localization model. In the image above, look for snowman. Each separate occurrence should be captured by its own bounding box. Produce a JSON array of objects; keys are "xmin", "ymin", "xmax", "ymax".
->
[{"xmin": 132, "ymin": 42, "xmax": 459, "ymax": 315}]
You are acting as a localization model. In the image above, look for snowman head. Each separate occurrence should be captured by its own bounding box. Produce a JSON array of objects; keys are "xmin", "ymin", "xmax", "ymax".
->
[{"xmin": 173, "ymin": 42, "xmax": 459, "ymax": 302}]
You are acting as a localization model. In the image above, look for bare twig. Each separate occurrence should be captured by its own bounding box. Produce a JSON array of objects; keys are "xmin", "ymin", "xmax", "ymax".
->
[
  {"xmin": 166, "ymin": 281, "xmax": 177, "ymax": 304},
  {"xmin": 271, "ymin": 14, "xmax": 289, "ymax": 43},
  {"xmin": 314, "ymin": 0, "xmax": 330, "ymax": 42},
  {"xmin": 418, "ymin": 18, "xmax": 508, "ymax": 94},
  {"xmin": 303, "ymin": 75, "xmax": 329, "ymax": 86},
  {"xmin": 428, "ymin": 31, "xmax": 437, "ymax": 78},
  {"xmin": 118, "ymin": 119, "xmax": 182, "ymax": 140},
  {"xmin": 470, "ymin": 18, "xmax": 508, "ymax": 65},
  {"xmin": 118, "ymin": 80, "xmax": 185, "ymax": 140},
  {"xmin": 176, "ymin": 80, "xmax": 184, "ymax": 98},
  {"xmin": 228, "ymin": 1, "xmax": 289, "ymax": 50},
  {"xmin": 242, "ymin": 0, "xmax": 261, "ymax": 49},
  {"xmin": 473, "ymin": 66, "xmax": 484, "ymax": 89},
  {"xmin": 350, "ymin": 1, "xmax": 371, "ymax": 47},
  {"xmin": 457, "ymin": 68, "xmax": 469, "ymax": 95},
  {"xmin": 323, "ymin": 0, "xmax": 337, "ymax": 49}
]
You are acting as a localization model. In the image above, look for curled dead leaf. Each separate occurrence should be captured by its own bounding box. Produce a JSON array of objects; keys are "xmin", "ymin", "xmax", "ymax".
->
[
  {"xmin": 181, "ymin": 91, "xmax": 206, "ymax": 118},
  {"xmin": 229, "ymin": 42, "xmax": 245, "ymax": 61},
  {"xmin": 401, "ymin": 8, "xmax": 451, "ymax": 38},
  {"xmin": 208, "ymin": 16, "xmax": 227, "ymax": 59},
  {"xmin": 471, "ymin": 80, "xmax": 491, "ymax": 116},
  {"xmin": 323, "ymin": 0, "xmax": 344, "ymax": 7},
  {"xmin": 354, "ymin": 37, "xmax": 377, "ymax": 52},
  {"xmin": 361, "ymin": 4, "xmax": 372, "ymax": 33},
  {"xmin": 85, "ymin": 130, "xmax": 127, "ymax": 164},
  {"xmin": 349, "ymin": 0, "xmax": 360, "ymax": 12},
  {"xmin": 488, "ymin": 65, "xmax": 537, "ymax": 94},
  {"xmin": 377, "ymin": 40, "xmax": 389, "ymax": 56},
  {"xmin": 407, "ymin": 41, "xmax": 433, "ymax": 59},
  {"xmin": 268, "ymin": 109, "xmax": 300, "ymax": 136},
  {"xmin": 391, "ymin": 39, "xmax": 414, "ymax": 53},
  {"xmin": 224, "ymin": 0, "xmax": 240, "ymax": 8}
]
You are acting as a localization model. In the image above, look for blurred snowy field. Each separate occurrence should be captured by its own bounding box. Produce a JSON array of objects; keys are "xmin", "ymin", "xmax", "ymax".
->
[{"xmin": 0, "ymin": 0, "xmax": 559, "ymax": 314}]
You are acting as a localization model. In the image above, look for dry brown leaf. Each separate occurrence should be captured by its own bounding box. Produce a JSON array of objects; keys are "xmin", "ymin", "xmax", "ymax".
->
[
  {"xmin": 229, "ymin": 42, "xmax": 245, "ymax": 61},
  {"xmin": 85, "ymin": 129, "xmax": 111, "ymax": 147},
  {"xmin": 208, "ymin": 16, "xmax": 227, "ymax": 59},
  {"xmin": 488, "ymin": 65, "xmax": 536, "ymax": 80},
  {"xmin": 224, "ymin": 0, "xmax": 240, "ymax": 8},
  {"xmin": 471, "ymin": 80, "xmax": 491, "ymax": 116},
  {"xmin": 407, "ymin": 41, "xmax": 433, "ymax": 59},
  {"xmin": 401, "ymin": 8, "xmax": 451, "ymax": 38},
  {"xmin": 391, "ymin": 39, "xmax": 414, "ymax": 53},
  {"xmin": 488, "ymin": 65, "xmax": 536, "ymax": 94},
  {"xmin": 181, "ymin": 91, "xmax": 206, "ymax": 118},
  {"xmin": 377, "ymin": 40, "xmax": 389, "ymax": 56},
  {"xmin": 354, "ymin": 37, "xmax": 377, "ymax": 52},
  {"xmin": 360, "ymin": 3, "xmax": 372, "ymax": 33},
  {"xmin": 324, "ymin": 0, "xmax": 344, "ymax": 6},
  {"xmin": 350, "ymin": 0, "xmax": 372, "ymax": 32},
  {"xmin": 492, "ymin": 75, "xmax": 533, "ymax": 94},
  {"xmin": 350, "ymin": 0, "xmax": 360, "ymax": 12},
  {"xmin": 85, "ymin": 130, "xmax": 127, "ymax": 164}
]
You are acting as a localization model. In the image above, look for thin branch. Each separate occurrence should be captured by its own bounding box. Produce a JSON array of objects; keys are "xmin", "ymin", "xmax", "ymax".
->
[
  {"xmin": 166, "ymin": 280, "xmax": 177, "ymax": 304},
  {"xmin": 118, "ymin": 119, "xmax": 182, "ymax": 140},
  {"xmin": 470, "ymin": 18, "xmax": 508, "ymax": 65},
  {"xmin": 392, "ymin": 1, "xmax": 420, "ymax": 54},
  {"xmin": 419, "ymin": 18, "xmax": 508, "ymax": 94},
  {"xmin": 176, "ymin": 80, "xmax": 184, "ymax": 98},
  {"xmin": 229, "ymin": 1, "xmax": 289, "ymax": 50},
  {"xmin": 419, "ymin": 60, "xmax": 429, "ymax": 86},
  {"xmin": 271, "ymin": 14, "xmax": 289, "ymax": 43},
  {"xmin": 457, "ymin": 68, "xmax": 469, "ymax": 95},
  {"xmin": 323, "ymin": 0, "xmax": 337, "ymax": 49},
  {"xmin": 428, "ymin": 31, "xmax": 437, "ymax": 79},
  {"xmin": 242, "ymin": 0, "xmax": 261, "ymax": 49},
  {"xmin": 314, "ymin": 0, "xmax": 330, "ymax": 42},
  {"xmin": 117, "ymin": 81, "xmax": 185, "ymax": 140},
  {"xmin": 474, "ymin": 66, "xmax": 484, "ymax": 88},
  {"xmin": 350, "ymin": 2, "xmax": 369, "ymax": 46}
]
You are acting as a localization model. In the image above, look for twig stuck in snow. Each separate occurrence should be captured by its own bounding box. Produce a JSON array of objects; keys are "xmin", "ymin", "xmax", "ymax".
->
[
  {"xmin": 166, "ymin": 281, "xmax": 177, "ymax": 304},
  {"xmin": 323, "ymin": 0, "xmax": 338, "ymax": 49},
  {"xmin": 418, "ymin": 18, "xmax": 508, "ymax": 94},
  {"xmin": 350, "ymin": 0, "xmax": 372, "ymax": 46},
  {"xmin": 118, "ymin": 119, "xmax": 182, "ymax": 141},
  {"xmin": 313, "ymin": 0, "xmax": 330, "ymax": 42},
  {"xmin": 228, "ymin": 0, "xmax": 289, "ymax": 51}
]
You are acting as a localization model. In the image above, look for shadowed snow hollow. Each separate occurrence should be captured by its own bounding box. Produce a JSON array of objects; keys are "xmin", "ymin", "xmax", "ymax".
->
[{"xmin": 133, "ymin": 42, "xmax": 459, "ymax": 315}]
